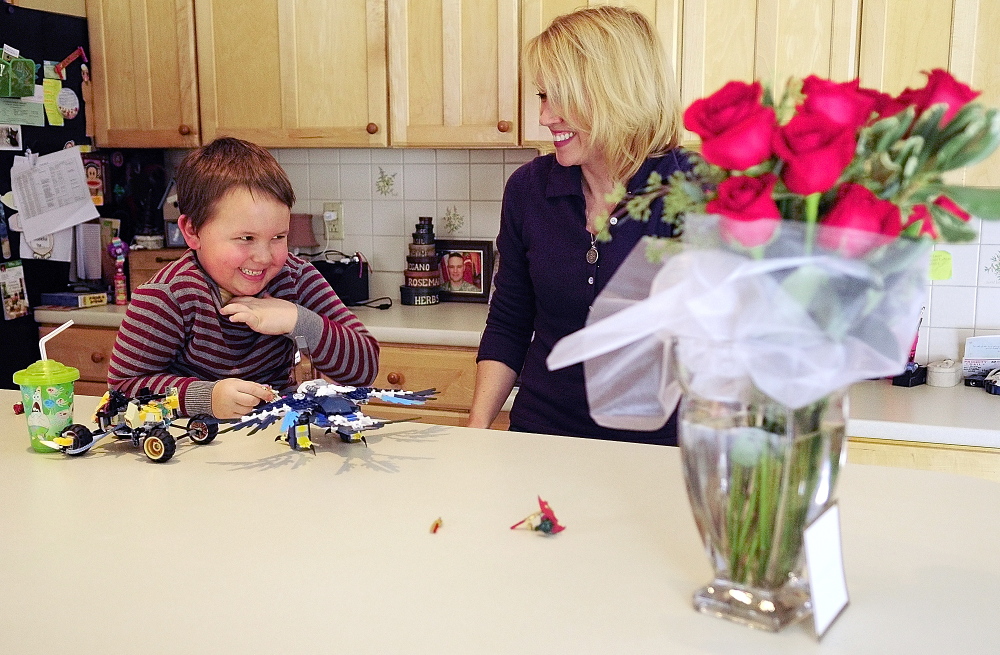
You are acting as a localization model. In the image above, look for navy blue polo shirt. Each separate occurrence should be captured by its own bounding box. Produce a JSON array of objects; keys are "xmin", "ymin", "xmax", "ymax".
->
[{"xmin": 479, "ymin": 150, "xmax": 691, "ymax": 445}]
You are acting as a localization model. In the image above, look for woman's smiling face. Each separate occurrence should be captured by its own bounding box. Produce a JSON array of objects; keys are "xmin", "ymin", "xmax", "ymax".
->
[
  {"xmin": 179, "ymin": 187, "xmax": 290, "ymax": 298},
  {"xmin": 537, "ymin": 91, "xmax": 598, "ymax": 169}
]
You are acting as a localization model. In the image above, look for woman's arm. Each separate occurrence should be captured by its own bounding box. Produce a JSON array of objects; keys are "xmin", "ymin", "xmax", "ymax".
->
[{"xmin": 466, "ymin": 359, "xmax": 518, "ymax": 428}]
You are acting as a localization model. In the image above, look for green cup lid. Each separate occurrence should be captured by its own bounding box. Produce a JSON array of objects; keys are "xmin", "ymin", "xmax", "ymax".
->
[{"xmin": 13, "ymin": 359, "xmax": 80, "ymax": 386}]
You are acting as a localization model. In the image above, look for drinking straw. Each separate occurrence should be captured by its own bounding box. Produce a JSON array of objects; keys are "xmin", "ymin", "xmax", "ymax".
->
[{"xmin": 39, "ymin": 320, "xmax": 74, "ymax": 361}]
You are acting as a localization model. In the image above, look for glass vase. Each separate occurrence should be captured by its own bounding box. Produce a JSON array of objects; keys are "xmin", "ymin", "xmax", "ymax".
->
[{"xmin": 678, "ymin": 383, "xmax": 848, "ymax": 631}]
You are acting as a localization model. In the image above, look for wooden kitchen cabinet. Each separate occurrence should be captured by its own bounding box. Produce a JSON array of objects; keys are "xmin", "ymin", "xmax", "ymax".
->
[
  {"xmin": 387, "ymin": 0, "xmax": 519, "ymax": 147},
  {"xmin": 365, "ymin": 343, "xmax": 509, "ymax": 429},
  {"xmin": 196, "ymin": 0, "xmax": 388, "ymax": 147},
  {"xmin": 38, "ymin": 325, "xmax": 116, "ymax": 396},
  {"xmin": 85, "ymin": 0, "xmax": 201, "ymax": 148},
  {"xmin": 127, "ymin": 248, "xmax": 186, "ymax": 294},
  {"xmin": 859, "ymin": 0, "xmax": 1000, "ymax": 186}
]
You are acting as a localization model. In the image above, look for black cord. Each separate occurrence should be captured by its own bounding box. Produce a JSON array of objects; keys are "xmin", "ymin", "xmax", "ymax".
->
[{"xmin": 353, "ymin": 296, "xmax": 392, "ymax": 310}]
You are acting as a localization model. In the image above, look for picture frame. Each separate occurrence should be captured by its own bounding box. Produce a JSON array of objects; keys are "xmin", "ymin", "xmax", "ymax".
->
[{"xmin": 435, "ymin": 239, "xmax": 494, "ymax": 303}]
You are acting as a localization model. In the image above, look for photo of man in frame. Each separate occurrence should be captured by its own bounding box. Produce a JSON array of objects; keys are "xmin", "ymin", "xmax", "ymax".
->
[{"xmin": 441, "ymin": 250, "xmax": 482, "ymax": 293}]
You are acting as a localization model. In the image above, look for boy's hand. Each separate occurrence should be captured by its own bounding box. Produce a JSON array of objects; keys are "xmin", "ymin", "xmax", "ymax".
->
[
  {"xmin": 212, "ymin": 378, "xmax": 276, "ymax": 419},
  {"xmin": 221, "ymin": 294, "xmax": 298, "ymax": 335}
]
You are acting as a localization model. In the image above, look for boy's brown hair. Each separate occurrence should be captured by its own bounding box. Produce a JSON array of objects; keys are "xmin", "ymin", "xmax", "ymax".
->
[{"xmin": 175, "ymin": 137, "xmax": 295, "ymax": 232}]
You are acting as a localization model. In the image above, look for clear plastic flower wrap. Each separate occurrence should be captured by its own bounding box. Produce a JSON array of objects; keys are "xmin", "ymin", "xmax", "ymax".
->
[{"xmin": 547, "ymin": 215, "xmax": 930, "ymax": 430}]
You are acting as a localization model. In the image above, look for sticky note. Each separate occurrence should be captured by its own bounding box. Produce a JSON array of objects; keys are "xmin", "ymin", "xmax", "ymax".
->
[{"xmin": 929, "ymin": 250, "xmax": 952, "ymax": 281}]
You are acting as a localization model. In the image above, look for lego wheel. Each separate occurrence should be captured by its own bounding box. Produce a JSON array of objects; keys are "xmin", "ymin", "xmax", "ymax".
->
[
  {"xmin": 142, "ymin": 428, "xmax": 176, "ymax": 463},
  {"xmin": 61, "ymin": 424, "xmax": 93, "ymax": 455},
  {"xmin": 187, "ymin": 414, "xmax": 218, "ymax": 444}
]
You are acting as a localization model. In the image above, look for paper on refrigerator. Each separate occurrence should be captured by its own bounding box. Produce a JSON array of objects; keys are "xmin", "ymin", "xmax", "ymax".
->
[{"xmin": 9, "ymin": 146, "xmax": 99, "ymax": 241}]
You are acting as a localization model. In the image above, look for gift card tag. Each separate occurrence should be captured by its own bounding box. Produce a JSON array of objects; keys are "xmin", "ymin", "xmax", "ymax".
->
[{"xmin": 804, "ymin": 502, "xmax": 849, "ymax": 638}]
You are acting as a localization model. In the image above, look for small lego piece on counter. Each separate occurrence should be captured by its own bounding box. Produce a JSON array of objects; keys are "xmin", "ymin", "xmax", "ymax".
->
[{"xmin": 510, "ymin": 496, "xmax": 565, "ymax": 535}]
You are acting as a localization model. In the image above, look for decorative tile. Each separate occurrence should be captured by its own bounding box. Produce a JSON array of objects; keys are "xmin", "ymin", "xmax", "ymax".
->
[
  {"xmin": 981, "ymin": 245, "xmax": 1000, "ymax": 286},
  {"xmin": 374, "ymin": 166, "xmax": 401, "ymax": 197},
  {"xmin": 436, "ymin": 201, "xmax": 470, "ymax": 238}
]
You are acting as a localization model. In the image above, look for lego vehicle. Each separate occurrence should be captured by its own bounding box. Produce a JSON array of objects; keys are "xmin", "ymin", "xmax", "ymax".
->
[
  {"xmin": 222, "ymin": 379, "xmax": 436, "ymax": 453},
  {"xmin": 44, "ymin": 388, "xmax": 218, "ymax": 463}
]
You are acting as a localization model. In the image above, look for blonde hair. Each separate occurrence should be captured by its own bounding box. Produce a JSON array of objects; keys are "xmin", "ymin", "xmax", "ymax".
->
[{"xmin": 524, "ymin": 6, "xmax": 682, "ymax": 184}]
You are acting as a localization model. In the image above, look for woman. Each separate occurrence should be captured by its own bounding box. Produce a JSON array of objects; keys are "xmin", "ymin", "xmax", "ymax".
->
[{"xmin": 467, "ymin": 6, "xmax": 689, "ymax": 445}]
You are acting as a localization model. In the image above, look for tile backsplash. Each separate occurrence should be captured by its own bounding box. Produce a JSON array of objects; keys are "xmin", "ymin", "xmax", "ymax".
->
[
  {"xmin": 167, "ymin": 146, "xmax": 999, "ymax": 363},
  {"xmin": 167, "ymin": 147, "xmax": 537, "ymax": 303}
]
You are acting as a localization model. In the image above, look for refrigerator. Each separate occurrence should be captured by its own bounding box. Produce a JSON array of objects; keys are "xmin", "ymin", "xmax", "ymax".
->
[{"xmin": 0, "ymin": 6, "xmax": 165, "ymax": 389}]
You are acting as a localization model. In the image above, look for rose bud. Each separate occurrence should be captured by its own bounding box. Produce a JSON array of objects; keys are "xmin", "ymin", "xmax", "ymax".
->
[
  {"xmin": 934, "ymin": 195, "xmax": 972, "ymax": 221},
  {"xmin": 896, "ymin": 69, "xmax": 980, "ymax": 125},
  {"xmin": 707, "ymin": 173, "xmax": 781, "ymax": 248},
  {"xmin": 903, "ymin": 205, "xmax": 938, "ymax": 239}
]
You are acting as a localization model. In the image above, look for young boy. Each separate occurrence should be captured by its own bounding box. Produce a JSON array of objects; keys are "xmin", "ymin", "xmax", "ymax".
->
[{"xmin": 107, "ymin": 138, "xmax": 379, "ymax": 419}]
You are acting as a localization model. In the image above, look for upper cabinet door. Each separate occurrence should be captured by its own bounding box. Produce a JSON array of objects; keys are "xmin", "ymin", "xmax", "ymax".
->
[
  {"xmin": 387, "ymin": 0, "xmax": 519, "ymax": 147},
  {"xmin": 680, "ymin": 0, "xmax": 859, "ymax": 143},
  {"xmin": 86, "ymin": 0, "xmax": 201, "ymax": 148},
  {"xmin": 196, "ymin": 0, "xmax": 388, "ymax": 147}
]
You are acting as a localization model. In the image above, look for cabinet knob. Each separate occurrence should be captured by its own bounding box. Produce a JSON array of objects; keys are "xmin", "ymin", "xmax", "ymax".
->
[
  {"xmin": 497, "ymin": 120, "xmax": 512, "ymax": 133},
  {"xmin": 91, "ymin": 352, "xmax": 105, "ymax": 364},
  {"xmin": 178, "ymin": 124, "xmax": 192, "ymax": 136},
  {"xmin": 366, "ymin": 122, "xmax": 379, "ymax": 134},
  {"xmin": 386, "ymin": 372, "xmax": 402, "ymax": 385}
]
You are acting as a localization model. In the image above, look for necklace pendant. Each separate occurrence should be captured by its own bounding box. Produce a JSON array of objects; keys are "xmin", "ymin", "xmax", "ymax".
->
[{"xmin": 586, "ymin": 246, "xmax": 599, "ymax": 265}]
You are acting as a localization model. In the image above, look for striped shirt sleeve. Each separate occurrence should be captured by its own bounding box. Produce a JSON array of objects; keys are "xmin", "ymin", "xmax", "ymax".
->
[
  {"xmin": 106, "ymin": 284, "xmax": 209, "ymax": 414},
  {"xmin": 287, "ymin": 261, "xmax": 380, "ymax": 386}
]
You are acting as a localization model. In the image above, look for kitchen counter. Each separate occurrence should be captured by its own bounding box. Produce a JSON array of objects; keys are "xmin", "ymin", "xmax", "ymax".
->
[
  {"xmin": 2, "ymin": 389, "xmax": 999, "ymax": 653},
  {"xmin": 849, "ymin": 379, "xmax": 1000, "ymax": 449},
  {"xmin": 35, "ymin": 302, "xmax": 489, "ymax": 347}
]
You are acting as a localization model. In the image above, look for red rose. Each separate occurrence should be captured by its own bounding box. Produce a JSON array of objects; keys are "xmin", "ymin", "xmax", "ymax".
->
[
  {"xmin": 801, "ymin": 76, "xmax": 876, "ymax": 129},
  {"xmin": 896, "ymin": 69, "xmax": 980, "ymax": 125},
  {"xmin": 903, "ymin": 205, "xmax": 938, "ymax": 239},
  {"xmin": 818, "ymin": 184, "xmax": 902, "ymax": 256},
  {"xmin": 707, "ymin": 173, "xmax": 781, "ymax": 248},
  {"xmin": 934, "ymin": 195, "xmax": 971, "ymax": 221},
  {"xmin": 772, "ymin": 112, "xmax": 856, "ymax": 195},
  {"xmin": 684, "ymin": 81, "xmax": 776, "ymax": 170}
]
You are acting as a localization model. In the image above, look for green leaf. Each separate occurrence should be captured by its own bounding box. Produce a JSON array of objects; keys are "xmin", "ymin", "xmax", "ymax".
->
[
  {"xmin": 939, "ymin": 185, "xmax": 1000, "ymax": 220},
  {"xmin": 939, "ymin": 108, "xmax": 1000, "ymax": 170},
  {"xmin": 930, "ymin": 203, "xmax": 979, "ymax": 242}
]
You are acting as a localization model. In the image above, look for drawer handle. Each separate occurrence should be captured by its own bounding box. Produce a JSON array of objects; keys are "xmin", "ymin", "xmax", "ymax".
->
[
  {"xmin": 91, "ymin": 352, "xmax": 105, "ymax": 364},
  {"xmin": 178, "ymin": 124, "xmax": 192, "ymax": 135},
  {"xmin": 497, "ymin": 120, "xmax": 512, "ymax": 133},
  {"xmin": 366, "ymin": 122, "xmax": 379, "ymax": 134},
  {"xmin": 387, "ymin": 372, "xmax": 402, "ymax": 385},
  {"xmin": 154, "ymin": 256, "xmax": 181, "ymax": 263}
]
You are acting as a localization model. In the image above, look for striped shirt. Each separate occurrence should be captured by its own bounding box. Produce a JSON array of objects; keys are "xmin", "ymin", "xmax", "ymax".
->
[{"xmin": 107, "ymin": 250, "xmax": 379, "ymax": 416}]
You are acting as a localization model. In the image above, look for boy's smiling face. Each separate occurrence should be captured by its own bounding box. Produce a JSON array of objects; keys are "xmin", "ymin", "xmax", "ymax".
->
[{"xmin": 179, "ymin": 187, "xmax": 290, "ymax": 298}]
